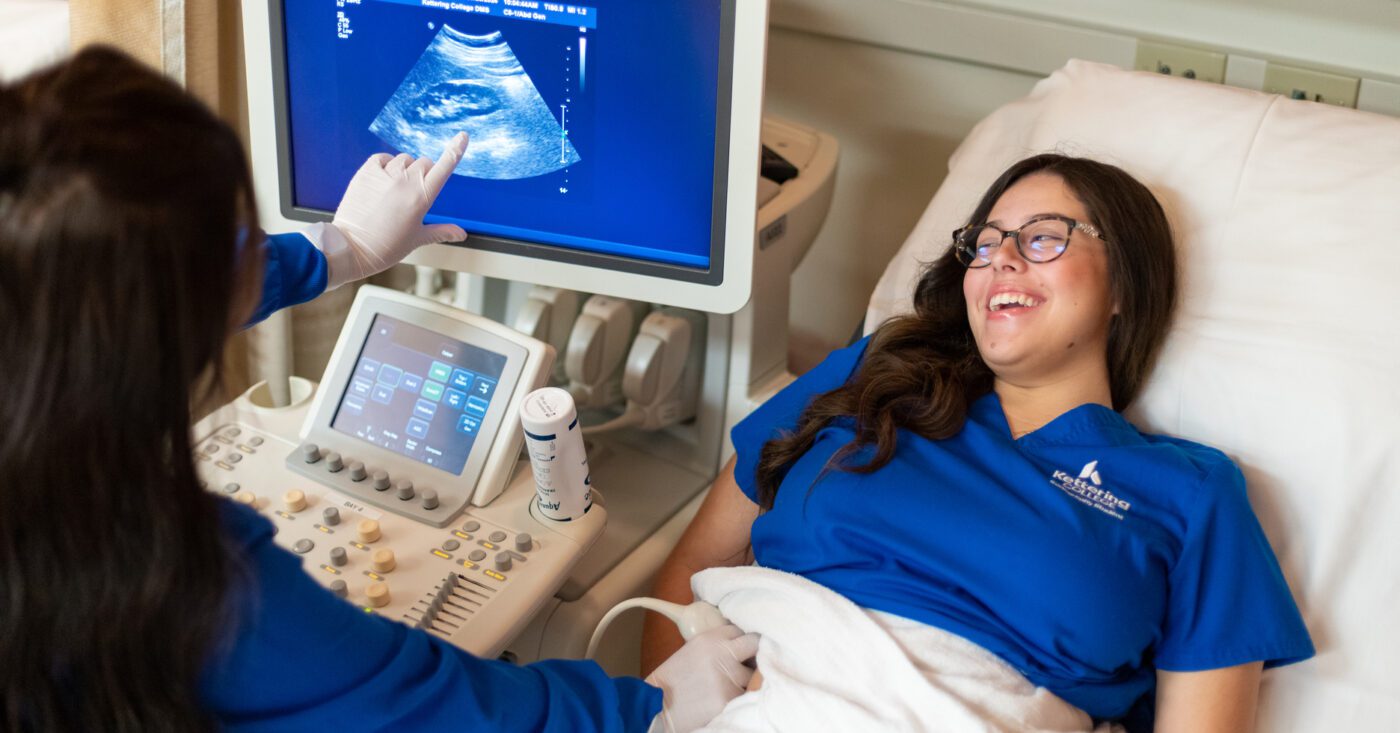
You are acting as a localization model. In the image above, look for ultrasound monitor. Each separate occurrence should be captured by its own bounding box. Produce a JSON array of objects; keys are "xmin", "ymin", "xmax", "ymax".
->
[{"xmin": 242, "ymin": 0, "xmax": 767, "ymax": 313}]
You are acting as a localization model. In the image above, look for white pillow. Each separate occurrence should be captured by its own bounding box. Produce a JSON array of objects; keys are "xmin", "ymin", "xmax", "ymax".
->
[{"xmin": 867, "ymin": 60, "xmax": 1400, "ymax": 730}]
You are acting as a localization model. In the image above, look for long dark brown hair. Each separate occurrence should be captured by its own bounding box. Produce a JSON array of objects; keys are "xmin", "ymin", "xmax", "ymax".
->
[
  {"xmin": 754, "ymin": 154, "xmax": 1176, "ymax": 509},
  {"xmin": 0, "ymin": 47, "xmax": 262, "ymax": 731}
]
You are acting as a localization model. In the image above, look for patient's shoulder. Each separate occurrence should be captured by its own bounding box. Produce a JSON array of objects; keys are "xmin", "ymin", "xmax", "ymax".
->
[{"xmin": 1134, "ymin": 429, "xmax": 1240, "ymax": 489}]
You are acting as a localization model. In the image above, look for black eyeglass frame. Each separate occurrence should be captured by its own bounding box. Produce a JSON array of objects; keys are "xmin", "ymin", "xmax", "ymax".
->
[{"xmin": 952, "ymin": 214, "xmax": 1105, "ymax": 268}]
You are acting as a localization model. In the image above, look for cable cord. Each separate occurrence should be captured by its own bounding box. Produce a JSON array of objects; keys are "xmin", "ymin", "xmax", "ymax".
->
[
  {"xmin": 580, "ymin": 408, "xmax": 645, "ymax": 437},
  {"xmin": 585, "ymin": 597, "xmax": 727, "ymax": 660}
]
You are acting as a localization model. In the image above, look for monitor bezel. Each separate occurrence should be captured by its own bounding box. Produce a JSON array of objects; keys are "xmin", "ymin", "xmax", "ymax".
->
[{"xmin": 252, "ymin": 0, "xmax": 764, "ymax": 312}]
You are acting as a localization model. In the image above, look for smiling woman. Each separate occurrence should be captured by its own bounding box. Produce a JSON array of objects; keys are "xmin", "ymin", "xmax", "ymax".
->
[
  {"xmin": 756, "ymin": 154, "xmax": 1175, "ymax": 487},
  {"xmin": 645, "ymin": 153, "xmax": 1313, "ymax": 731}
]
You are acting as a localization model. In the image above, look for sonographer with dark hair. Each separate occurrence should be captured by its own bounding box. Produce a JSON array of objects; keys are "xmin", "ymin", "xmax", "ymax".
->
[{"xmin": 0, "ymin": 47, "xmax": 754, "ymax": 733}]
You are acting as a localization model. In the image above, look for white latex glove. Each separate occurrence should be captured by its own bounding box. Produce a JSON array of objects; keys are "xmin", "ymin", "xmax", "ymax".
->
[
  {"xmin": 645, "ymin": 623, "xmax": 759, "ymax": 733},
  {"xmin": 306, "ymin": 132, "xmax": 470, "ymax": 289}
]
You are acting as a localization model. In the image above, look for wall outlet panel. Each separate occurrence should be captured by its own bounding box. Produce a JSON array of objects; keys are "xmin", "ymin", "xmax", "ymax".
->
[
  {"xmin": 1134, "ymin": 41, "xmax": 1227, "ymax": 84},
  {"xmin": 1263, "ymin": 63, "xmax": 1360, "ymax": 107}
]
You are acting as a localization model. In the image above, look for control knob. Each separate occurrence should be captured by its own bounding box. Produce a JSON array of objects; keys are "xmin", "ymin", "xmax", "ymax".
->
[{"xmin": 372, "ymin": 549, "xmax": 397, "ymax": 574}]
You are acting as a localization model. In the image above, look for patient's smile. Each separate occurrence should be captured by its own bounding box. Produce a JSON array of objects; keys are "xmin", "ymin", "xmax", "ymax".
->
[{"xmin": 988, "ymin": 291, "xmax": 1042, "ymax": 312}]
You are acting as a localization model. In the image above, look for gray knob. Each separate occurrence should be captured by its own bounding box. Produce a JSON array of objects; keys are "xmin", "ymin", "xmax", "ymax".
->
[
  {"xmin": 488, "ymin": 530, "xmax": 507, "ymax": 543},
  {"xmin": 325, "ymin": 452, "xmax": 343, "ymax": 472},
  {"xmin": 322, "ymin": 507, "xmax": 341, "ymax": 526},
  {"xmin": 330, "ymin": 547, "xmax": 347, "ymax": 566},
  {"xmin": 462, "ymin": 520, "xmax": 480, "ymax": 533},
  {"xmin": 468, "ymin": 549, "xmax": 486, "ymax": 562},
  {"xmin": 515, "ymin": 533, "xmax": 533, "ymax": 553},
  {"xmin": 302, "ymin": 444, "xmax": 321, "ymax": 464},
  {"xmin": 371, "ymin": 471, "xmax": 391, "ymax": 491},
  {"xmin": 494, "ymin": 552, "xmax": 513, "ymax": 572},
  {"xmin": 223, "ymin": 483, "xmax": 240, "ymax": 495},
  {"xmin": 330, "ymin": 579, "xmax": 347, "ymax": 598},
  {"xmin": 348, "ymin": 462, "xmax": 367, "ymax": 481},
  {"xmin": 396, "ymin": 481, "xmax": 415, "ymax": 501},
  {"xmin": 420, "ymin": 489, "xmax": 439, "ymax": 510},
  {"xmin": 293, "ymin": 539, "xmax": 315, "ymax": 554}
]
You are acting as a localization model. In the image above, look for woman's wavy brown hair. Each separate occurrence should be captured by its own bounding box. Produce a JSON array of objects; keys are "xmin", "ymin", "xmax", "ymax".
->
[
  {"xmin": 0, "ymin": 48, "xmax": 262, "ymax": 731},
  {"xmin": 753, "ymin": 154, "xmax": 1176, "ymax": 510}
]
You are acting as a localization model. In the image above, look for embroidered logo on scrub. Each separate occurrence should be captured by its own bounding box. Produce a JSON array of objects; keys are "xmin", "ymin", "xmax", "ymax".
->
[{"xmin": 1050, "ymin": 460, "xmax": 1131, "ymax": 519}]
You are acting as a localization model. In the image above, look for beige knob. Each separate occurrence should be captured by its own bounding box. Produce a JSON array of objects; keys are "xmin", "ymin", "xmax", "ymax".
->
[
  {"xmin": 372, "ymin": 548, "xmax": 397, "ymax": 573},
  {"xmin": 283, "ymin": 490, "xmax": 307, "ymax": 513},
  {"xmin": 234, "ymin": 491, "xmax": 256, "ymax": 506},
  {"xmin": 357, "ymin": 519, "xmax": 381, "ymax": 543},
  {"xmin": 366, "ymin": 582, "xmax": 390, "ymax": 608}
]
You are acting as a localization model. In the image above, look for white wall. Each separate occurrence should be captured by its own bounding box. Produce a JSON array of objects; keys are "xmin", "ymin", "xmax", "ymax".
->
[
  {"xmin": 766, "ymin": 0, "xmax": 1400, "ymax": 371},
  {"xmin": 765, "ymin": 26, "xmax": 1040, "ymax": 371}
]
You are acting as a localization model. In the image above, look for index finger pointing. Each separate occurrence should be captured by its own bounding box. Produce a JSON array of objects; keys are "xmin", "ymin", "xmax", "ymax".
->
[{"xmin": 424, "ymin": 132, "xmax": 469, "ymax": 195}]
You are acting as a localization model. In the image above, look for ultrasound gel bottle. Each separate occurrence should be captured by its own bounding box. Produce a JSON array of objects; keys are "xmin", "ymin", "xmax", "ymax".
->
[{"xmin": 519, "ymin": 387, "xmax": 592, "ymax": 521}]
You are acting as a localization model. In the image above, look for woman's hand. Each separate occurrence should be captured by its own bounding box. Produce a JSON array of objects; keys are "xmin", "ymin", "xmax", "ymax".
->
[
  {"xmin": 310, "ymin": 133, "xmax": 470, "ymax": 289},
  {"xmin": 646, "ymin": 623, "xmax": 759, "ymax": 733}
]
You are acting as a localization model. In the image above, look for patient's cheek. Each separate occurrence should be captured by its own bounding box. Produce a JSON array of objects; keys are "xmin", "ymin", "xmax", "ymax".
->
[{"xmin": 747, "ymin": 669, "xmax": 765, "ymax": 693}]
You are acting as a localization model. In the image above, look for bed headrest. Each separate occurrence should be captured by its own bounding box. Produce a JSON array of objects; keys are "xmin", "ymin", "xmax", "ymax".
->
[{"xmin": 868, "ymin": 60, "xmax": 1400, "ymax": 728}]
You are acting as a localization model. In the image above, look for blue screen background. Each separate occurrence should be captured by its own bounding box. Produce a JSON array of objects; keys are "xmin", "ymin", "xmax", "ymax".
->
[{"xmin": 283, "ymin": 0, "xmax": 723, "ymax": 269}]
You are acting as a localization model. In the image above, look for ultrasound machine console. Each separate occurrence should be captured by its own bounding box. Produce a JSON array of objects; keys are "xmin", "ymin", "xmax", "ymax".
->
[{"xmin": 214, "ymin": 0, "xmax": 837, "ymax": 668}]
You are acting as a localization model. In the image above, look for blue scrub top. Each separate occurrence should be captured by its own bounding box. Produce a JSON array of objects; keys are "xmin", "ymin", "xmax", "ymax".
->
[
  {"xmin": 244, "ymin": 232, "xmax": 331, "ymax": 326},
  {"xmin": 731, "ymin": 337, "xmax": 1313, "ymax": 727},
  {"xmin": 204, "ymin": 500, "xmax": 662, "ymax": 731}
]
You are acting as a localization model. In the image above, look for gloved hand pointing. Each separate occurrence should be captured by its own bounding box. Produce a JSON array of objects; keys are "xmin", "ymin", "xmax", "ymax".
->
[
  {"xmin": 645, "ymin": 623, "xmax": 759, "ymax": 733},
  {"xmin": 306, "ymin": 132, "xmax": 469, "ymax": 289}
]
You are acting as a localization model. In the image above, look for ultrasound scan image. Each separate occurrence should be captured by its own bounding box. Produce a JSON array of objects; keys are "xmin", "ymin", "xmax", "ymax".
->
[{"xmin": 370, "ymin": 26, "xmax": 581, "ymax": 180}]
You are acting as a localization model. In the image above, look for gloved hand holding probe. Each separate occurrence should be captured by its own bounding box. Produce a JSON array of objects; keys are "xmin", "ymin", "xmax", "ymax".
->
[{"xmin": 645, "ymin": 623, "xmax": 760, "ymax": 733}]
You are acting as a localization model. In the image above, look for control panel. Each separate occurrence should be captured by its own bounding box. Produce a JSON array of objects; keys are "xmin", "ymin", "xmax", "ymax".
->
[
  {"xmin": 196, "ymin": 409, "xmax": 603, "ymax": 658},
  {"xmin": 194, "ymin": 286, "xmax": 605, "ymax": 658}
]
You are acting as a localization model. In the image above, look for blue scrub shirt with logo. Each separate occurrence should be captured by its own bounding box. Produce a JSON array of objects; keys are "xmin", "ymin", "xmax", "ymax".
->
[{"xmin": 731, "ymin": 337, "xmax": 1313, "ymax": 727}]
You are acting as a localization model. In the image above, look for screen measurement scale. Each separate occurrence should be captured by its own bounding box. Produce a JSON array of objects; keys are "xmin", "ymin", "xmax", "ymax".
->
[{"xmin": 194, "ymin": 287, "xmax": 605, "ymax": 657}]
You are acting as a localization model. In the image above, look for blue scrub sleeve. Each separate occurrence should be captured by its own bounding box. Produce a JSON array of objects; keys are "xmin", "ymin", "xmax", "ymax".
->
[
  {"xmin": 204, "ymin": 502, "xmax": 662, "ymax": 732},
  {"xmin": 243, "ymin": 231, "xmax": 329, "ymax": 327},
  {"xmin": 729, "ymin": 336, "xmax": 871, "ymax": 503},
  {"xmin": 1154, "ymin": 460, "xmax": 1315, "ymax": 671}
]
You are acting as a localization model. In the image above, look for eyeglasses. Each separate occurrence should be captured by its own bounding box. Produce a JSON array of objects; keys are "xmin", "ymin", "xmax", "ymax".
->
[{"xmin": 952, "ymin": 215, "xmax": 1104, "ymax": 268}]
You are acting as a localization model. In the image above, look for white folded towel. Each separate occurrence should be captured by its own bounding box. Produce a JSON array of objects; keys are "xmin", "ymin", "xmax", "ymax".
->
[{"xmin": 691, "ymin": 566, "xmax": 1123, "ymax": 733}]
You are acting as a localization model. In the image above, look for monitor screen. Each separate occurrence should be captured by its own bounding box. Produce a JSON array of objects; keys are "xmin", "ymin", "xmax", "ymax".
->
[
  {"xmin": 278, "ymin": 0, "xmax": 730, "ymax": 276},
  {"xmin": 332, "ymin": 314, "xmax": 507, "ymax": 475}
]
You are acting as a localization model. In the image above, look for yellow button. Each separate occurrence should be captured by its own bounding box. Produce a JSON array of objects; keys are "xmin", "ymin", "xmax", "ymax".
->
[
  {"xmin": 371, "ymin": 549, "xmax": 396, "ymax": 574},
  {"xmin": 432, "ymin": 549, "xmax": 451, "ymax": 559},
  {"xmin": 234, "ymin": 491, "xmax": 256, "ymax": 506},
  {"xmin": 283, "ymin": 490, "xmax": 307, "ymax": 513},
  {"xmin": 366, "ymin": 582, "xmax": 390, "ymax": 608},
  {"xmin": 484, "ymin": 570, "xmax": 506, "ymax": 581},
  {"xmin": 357, "ymin": 519, "xmax": 381, "ymax": 543}
]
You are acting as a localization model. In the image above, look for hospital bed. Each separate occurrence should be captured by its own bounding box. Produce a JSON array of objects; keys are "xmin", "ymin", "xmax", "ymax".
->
[{"xmin": 864, "ymin": 60, "xmax": 1400, "ymax": 730}]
